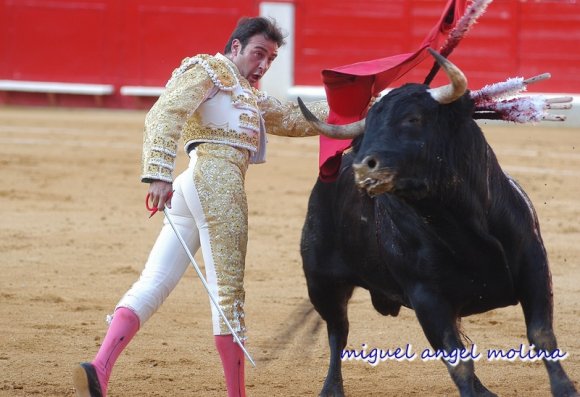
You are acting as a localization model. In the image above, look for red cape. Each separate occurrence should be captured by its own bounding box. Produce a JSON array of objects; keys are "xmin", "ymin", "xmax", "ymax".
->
[{"xmin": 319, "ymin": 0, "xmax": 467, "ymax": 182}]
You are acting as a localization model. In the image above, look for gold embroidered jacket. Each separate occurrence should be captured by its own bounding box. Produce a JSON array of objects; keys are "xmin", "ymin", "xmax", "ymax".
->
[{"xmin": 141, "ymin": 53, "xmax": 328, "ymax": 183}]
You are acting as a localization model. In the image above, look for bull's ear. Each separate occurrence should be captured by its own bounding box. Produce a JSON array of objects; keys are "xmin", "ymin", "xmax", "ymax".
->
[
  {"xmin": 426, "ymin": 49, "xmax": 467, "ymax": 104},
  {"xmin": 297, "ymin": 97, "xmax": 365, "ymax": 140}
]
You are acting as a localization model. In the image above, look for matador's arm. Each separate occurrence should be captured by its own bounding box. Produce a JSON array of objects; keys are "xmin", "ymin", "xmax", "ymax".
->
[
  {"xmin": 259, "ymin": 95, "xmax": 329, "ymax": 138},
  {"xmin": 141, "ymin": 63, "xmax": 214, "ymax": 183}
]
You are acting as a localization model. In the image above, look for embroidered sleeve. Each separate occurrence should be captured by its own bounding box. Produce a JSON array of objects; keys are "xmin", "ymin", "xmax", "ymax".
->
[
  {"xmin": 141, "ymin": 63, "xmax": 215, "ymax": 183},
  {"xmin": 259, "ymin": 95, "xmax": 329, "ymax": 137}
]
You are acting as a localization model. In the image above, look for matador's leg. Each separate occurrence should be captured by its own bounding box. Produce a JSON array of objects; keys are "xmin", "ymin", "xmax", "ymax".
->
[
  {"xmin": 185, "ymin": 143, "xmax": 250, "ymax": 397},
  {"xmin": 186, "ymin": 143, "xmax": 250, "ymax": 339}
]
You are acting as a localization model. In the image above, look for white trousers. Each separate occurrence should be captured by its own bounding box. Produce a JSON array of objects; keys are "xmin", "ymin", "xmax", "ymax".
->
[{"xmin": 117, "ymin": 144, "xmax": 249, "ymax": 338}]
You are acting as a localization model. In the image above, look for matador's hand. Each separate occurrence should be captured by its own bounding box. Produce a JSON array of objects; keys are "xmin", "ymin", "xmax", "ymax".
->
[
  {"xmin": 367, "ymin": 93, "xmax": 380, "ymax": 114},
  {"xmin": 146, "ymin": 180, "xmax": 173, "ymax": 217}
]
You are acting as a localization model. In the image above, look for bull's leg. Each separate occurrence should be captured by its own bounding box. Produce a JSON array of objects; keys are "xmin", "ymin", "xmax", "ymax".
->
[
  {"xmin": 410, "ymin": 285, "xmax": 496, "ymax": 397},
  {"xmin": 307, "ymin": 275, "xmax": 354, "ymax": 397},
  {"xmin": 518, "ymin": 252, "xmax": 578, "ymax": 396}
]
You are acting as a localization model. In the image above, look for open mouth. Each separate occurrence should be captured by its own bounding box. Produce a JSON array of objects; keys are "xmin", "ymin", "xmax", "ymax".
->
[
  {"xmin": 355, "ymin": 174, "xmax": 395, "ymax": 197},
  {"xmin": 353, "ymin": 162, "xmax": 397, "ymax": 197},
  {"xmin": 356, "ymin": 177, "xmax": 378, "ymax": 191}
]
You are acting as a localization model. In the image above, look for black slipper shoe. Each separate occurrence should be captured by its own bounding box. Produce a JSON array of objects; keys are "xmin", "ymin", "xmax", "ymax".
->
[{"xmin": 73, "ymin": 362, "xmax": 103, "ymax": 397}]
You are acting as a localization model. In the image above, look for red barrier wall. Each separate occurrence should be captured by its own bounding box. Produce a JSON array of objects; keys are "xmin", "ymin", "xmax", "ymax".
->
[
  {"xmin": 293, "ymin": 0, "xmax": 580, "ymax": 93},
  {"xmin": 1, "ymin": 0, "xmax": 579, "ymax": 108},
  {"xmin": 0, "ymin": 0, "xmax": 257, "ymax": 107}
]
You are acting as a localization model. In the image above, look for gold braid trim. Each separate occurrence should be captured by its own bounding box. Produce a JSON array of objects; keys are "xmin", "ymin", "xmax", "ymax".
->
[
  {"xmin": 182, "ymin": 124, "xmax": 259, "ymax": 151},
  {"xmin": 251, "ymin": 86, "xmax": 268, "ymax": 103},
  {"xmin": 167, "ymin": 54, "xmax": 239, "ymax": 91},
  {"xmin": 142, "ymin": 135, "xmax": 178, "ymax": 183}
]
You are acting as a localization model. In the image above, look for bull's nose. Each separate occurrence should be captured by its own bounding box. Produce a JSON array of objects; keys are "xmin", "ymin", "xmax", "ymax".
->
[
  {"xmin": 357, "ymin": 155, "xmax": 380, "ymax": 171},
  {"xmin": 353, "ymin": 155, "xmax": 380, "ymax": 186}
]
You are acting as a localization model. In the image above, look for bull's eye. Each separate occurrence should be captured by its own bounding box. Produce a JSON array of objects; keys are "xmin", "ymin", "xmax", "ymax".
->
[
  {"xmin": 399, "ymin": 114, "xmax": 422, "ymax": 131},
  {"xmin": 406, "ymin": 115, "xmax": 421, "ymax": 125}
]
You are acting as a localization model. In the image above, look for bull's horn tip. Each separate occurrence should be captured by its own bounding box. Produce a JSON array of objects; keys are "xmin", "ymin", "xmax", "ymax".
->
[
  {"xmin": 297, "ymin": 96, "xmax": 317, "ymax": 122},
  {"xmin": 427, "ymin": 48, "xmax": 445, "ymax": 63}
]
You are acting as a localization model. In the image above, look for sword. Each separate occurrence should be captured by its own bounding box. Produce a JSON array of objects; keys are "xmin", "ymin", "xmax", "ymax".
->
[{"xmin": 163, "ymin": 208, "xmax": 256, "ymax": 367}]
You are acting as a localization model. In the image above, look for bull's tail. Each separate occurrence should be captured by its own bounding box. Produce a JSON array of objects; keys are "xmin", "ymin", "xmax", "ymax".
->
[{"xmin": 258, "ymin": 299, "xmax": 322, "ymax": 365}]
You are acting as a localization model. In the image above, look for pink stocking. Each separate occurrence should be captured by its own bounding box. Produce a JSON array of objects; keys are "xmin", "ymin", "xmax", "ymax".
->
[
  {"xmin": 92, "ymin": 307, "xmax": 140, "ymax": 396},
  {"xmin": 215, "ymin": 335, "xmax": 246, "ymax": 397}
]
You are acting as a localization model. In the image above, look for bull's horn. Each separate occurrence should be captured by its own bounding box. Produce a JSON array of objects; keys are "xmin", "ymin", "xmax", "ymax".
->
[
  {"xmin": 297, "ymin": 97, "xmax": 365, "ymax": 140},
  {"xmin": 426, "ymin": 48, "xmax": 467, "ymax": 104}
]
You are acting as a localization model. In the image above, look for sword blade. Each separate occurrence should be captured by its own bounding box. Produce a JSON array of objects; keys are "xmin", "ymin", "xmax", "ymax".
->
[{"xmin": 163, "ymin": 208, "xmax": 256, "ymax": 367}]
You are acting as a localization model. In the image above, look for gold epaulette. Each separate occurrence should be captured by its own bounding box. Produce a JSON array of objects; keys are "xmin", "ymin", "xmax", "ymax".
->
[{"xmin": 167, "ymin": 54, "xmax": 239, "ymax": 91}]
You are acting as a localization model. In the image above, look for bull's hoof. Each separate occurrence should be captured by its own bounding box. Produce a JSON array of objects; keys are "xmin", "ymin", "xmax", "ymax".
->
[
  {"xmin": 319, "ymin": 381, "xmax": 345, "ymax": 397},
  {"xmin": 475, "ymin": 390, "xmax": 498, "ymax": 397},
  {"xmin": 319, "ymin": 391, "xmax": 345, "ymax": 397},
  {"xmin": 552, "ymin": 384, "xmax": 579, "ymax": 397},
  {"xmin": 473, "ymin": 374, "xmax": 497, "ymax": 397}
]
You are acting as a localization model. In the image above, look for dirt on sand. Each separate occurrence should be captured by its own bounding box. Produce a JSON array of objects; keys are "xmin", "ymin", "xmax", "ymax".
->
[{"xmin": 0, "ymin": 106, "xmax": 579, "ymax": 396}]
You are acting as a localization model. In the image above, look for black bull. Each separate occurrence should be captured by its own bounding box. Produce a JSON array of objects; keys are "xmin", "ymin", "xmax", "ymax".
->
[{"xmin": 298, "ymin": 51, "xmax": 577, "ymax": 397}]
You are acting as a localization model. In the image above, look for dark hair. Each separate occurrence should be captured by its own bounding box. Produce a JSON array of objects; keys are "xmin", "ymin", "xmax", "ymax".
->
[{"xmin": 224, "ymin": 16, "xmax": 286, "ymax": 54}]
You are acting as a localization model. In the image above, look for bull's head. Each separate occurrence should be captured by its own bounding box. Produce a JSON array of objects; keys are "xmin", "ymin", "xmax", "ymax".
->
[{"xmin": 299, "ymin": 49, "xmax": 470, "ymax": 198}]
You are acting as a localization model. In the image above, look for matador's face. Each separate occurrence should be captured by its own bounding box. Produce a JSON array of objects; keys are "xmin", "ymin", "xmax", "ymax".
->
[{"xmin": 230, "ymin": 35, "xmax": 278, "ymax": 86}]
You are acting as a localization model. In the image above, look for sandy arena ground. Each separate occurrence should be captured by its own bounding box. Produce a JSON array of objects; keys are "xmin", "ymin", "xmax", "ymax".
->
[{"xmin": 0, "ymin": 105, "xmax": 579, "ymax": 396}]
